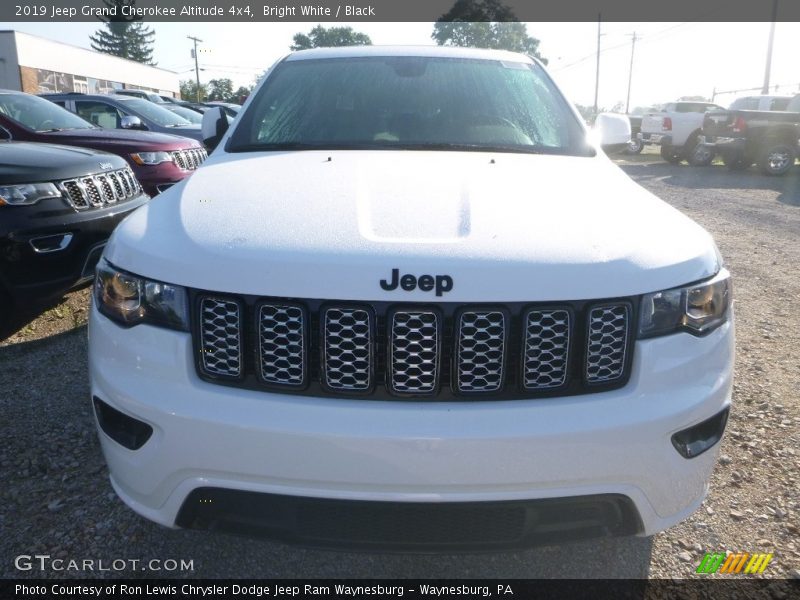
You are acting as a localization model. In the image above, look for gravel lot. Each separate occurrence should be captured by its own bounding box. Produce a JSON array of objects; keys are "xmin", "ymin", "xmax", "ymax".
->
[{"xmin": 1, "ymin": 155, "xmax": 799, "ymax": 580}]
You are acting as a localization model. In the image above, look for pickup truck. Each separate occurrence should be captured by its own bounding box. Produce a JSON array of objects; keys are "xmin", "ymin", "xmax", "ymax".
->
[
  {"xmin": 639, "ymin": 101, "xmax": 725, "ymax": 165},
  {"xmin": 701, "ymin": 94, "xmax": 800, "ymax": 175}
]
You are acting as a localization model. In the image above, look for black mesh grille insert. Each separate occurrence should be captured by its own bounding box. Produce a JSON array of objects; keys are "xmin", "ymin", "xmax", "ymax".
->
[
  {"xmin": 586, "ymin": 305, "xmax": 630, "ymax": 384},
  {"xmin": 323, "ymin": 307, "xmax": 372, "ymax": 391}
]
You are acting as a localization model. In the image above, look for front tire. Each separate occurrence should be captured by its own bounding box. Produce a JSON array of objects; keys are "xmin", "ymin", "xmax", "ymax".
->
[
  {"xmin": 660, "ymin": 145, "xmax": 682, "ymax": 164},
  {"xmin": 758, "ymin": 142, "xmax": 796, "ymax": 176}
]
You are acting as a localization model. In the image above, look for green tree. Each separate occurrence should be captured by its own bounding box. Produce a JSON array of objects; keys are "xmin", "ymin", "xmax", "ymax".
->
[
  {"xmin": 231, "ymin": 86, "xmax": 252, "ymax": 103},
  {"xmin": 432, "ymin": 0, "xmax": 547, "ymax": 63},
  {"xmin": 89, "ymin": 0, "xmax": 156, "ymax": 65},
  {"xmin": 207, "ymin": 78, "xmax": 234, "ymax": 102},
  {"xmin": 290, "ymin": 25, "xmax": 372, "ymax": 51},
  {"xmin": 179, "ymin": 80, "xmax": 207, "ymax": 102}
]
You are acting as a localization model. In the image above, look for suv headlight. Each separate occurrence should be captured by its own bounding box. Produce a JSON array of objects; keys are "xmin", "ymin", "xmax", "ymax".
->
[
  {"xmin": 130, "ymin": 151, "xmax": 173, "ymax": 166},
  {"xmin": 95, "ymin": 259, "xmax": 189, "ymax": 331},
  {"xmin": 0, "ymin": 182, "xmax": 61, "ymax": 206},
  {"xmin": 639, "ymin": 269, "xmax": 731, "ymax": 338}
]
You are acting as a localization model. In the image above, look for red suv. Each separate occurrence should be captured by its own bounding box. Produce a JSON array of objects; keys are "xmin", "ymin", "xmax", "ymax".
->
[{"xmin": 0, "ymin": 90, "xmax": 207, "ymax": 196}]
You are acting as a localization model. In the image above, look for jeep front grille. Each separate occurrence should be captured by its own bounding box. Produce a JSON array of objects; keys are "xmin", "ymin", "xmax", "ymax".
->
[
  {"xmin": 60, "ymin": 167, "xmax": 141, "ymax": 210},
  {"xmin": 193, "ymin": 295, "xmax": 634, "ymax": 400},
  {"xmin": 171, "ymin": 147, "xmax": 208, "ymax": 171}
]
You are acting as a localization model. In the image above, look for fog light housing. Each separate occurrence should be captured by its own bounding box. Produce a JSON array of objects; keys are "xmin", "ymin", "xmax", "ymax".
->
[
  {"xmin": 671, "ymin": 407, "xmax": 729, "ymax": 459},
  {"xmin": 93, "ymin": 396, "xmax": 153, "ymax": 450}
]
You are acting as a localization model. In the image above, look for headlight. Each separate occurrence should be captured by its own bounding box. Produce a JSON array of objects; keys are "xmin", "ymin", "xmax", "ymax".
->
[
  {"xmin": 95, "ymin": 259, "xmax": 189, "ymax": 331},
  {"xmin": 130, "ymin": 151, "xmax": 173, "ymax": 166},
  {"xmin": 0, "ymin": 182, "xmax": 61, "ymax": 206},
  {"xmin": 639, "ymin": 269, "xmax": 731, "ymax": 338}
]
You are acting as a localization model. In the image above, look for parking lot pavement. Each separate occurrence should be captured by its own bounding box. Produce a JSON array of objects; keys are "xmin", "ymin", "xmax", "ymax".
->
[{"xmin": 1, "ymin": 159, "xmax": 798, "ymax": 579}]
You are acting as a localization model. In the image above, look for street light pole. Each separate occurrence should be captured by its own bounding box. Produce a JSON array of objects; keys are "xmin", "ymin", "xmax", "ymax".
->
[
  {"xmin": 625, "ymin": 32, "xmax": 637, "ymax": 114},
  {"xmin": 593, "ymin": 13, "xmax": 601, "ymax": 118},
  {"xmin": 187, "ymin": 35, "xmax": 203, "ymax": 102},
  {"xmin": 761, "ymin": 0, "xmax": 778, "ymax": 94}
]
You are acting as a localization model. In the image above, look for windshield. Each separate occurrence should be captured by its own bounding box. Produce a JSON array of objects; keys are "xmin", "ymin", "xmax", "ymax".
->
[
  {"xmin": 0, "ymin": 92, "xmax": 94, "ymax": 132},
  {"xmin": 165, "ymin": 105, "xmax": 203, "ymax": 123},
  {"xmin": 229, "ymin": 56, "xmax": 589, "ymax": 155},
  {"xmin": 117, "ymin": 97, "xmax": 192, "ymax": 127}
]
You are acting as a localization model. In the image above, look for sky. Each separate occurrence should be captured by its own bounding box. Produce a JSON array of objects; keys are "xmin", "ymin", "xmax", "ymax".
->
[{"xmin": 5, "ymin": 21, "xmax": 800, "ymax": 110}]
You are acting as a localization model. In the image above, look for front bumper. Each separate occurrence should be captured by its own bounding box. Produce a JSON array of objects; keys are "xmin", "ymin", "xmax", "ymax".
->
[
  {"xmin": 89, "ymin": 304, "xmax": 734, "ymax": 544},
  {"xmin": 0, "ymin": 193, "xmax": 149, "ymax": 302}
]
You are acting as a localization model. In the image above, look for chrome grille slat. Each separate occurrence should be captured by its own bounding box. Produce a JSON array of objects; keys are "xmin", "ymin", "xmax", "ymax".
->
[
  {"xmin": 109, "ymin": 171, "xmax": 124, "ymax": 200},
  {"xmin": 96, "ymin": 175, "xmax": 116, "ymax": 204},
  {"xmin": 61, "ymin": 180, "xmax": 89, "ymax": 209},
  {"xmin": 523, "ymin": 309, "xmax": 570, "ymax": 390},
  {"xmin": 390, "ymin": 310, "xmax": 440, "ymax": 394},
  {"xmin": 257, "ymin": 304, "xmax": 305, "ymax": 386},
  {"xmin": 199, "ymin": 297, "xmax": 242, "ymax": 378},
  {"xmin": 586, "ymin": 305, "xmax": 630, "ymax": 384},
  {"xmin": 323, "ymin": 307, "xmax": 372, "ymax": 391},
  {"xmin": 456, "ymin": 311, "xmax": 506, "ymax": 392},
  {"xmin": 81, "ymin": 177, "xmax": 103, "ymax": 207}
]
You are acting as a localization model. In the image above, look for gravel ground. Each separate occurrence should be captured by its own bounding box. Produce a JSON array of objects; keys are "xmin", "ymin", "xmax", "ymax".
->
[{"xmin": 1, "ymin": 156, "xmax": 799, "ymax": 580}]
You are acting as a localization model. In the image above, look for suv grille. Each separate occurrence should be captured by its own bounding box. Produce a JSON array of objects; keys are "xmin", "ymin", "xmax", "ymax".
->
[
  {"xmin": 192, "ymin": 295, "xmax": 636, "ymax": 401},
  {"xmin": 59, "ymin": 168, "xmax": 141, "ymax": 210},
  {"xmin": 171, "ymin": 147, "xmax": 208, "ymax": 171}
]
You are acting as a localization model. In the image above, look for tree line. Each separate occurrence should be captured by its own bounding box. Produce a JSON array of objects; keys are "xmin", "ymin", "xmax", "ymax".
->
[{"xmin": 89, "ymin": 0, "xmax": 547, "ymax": 103}]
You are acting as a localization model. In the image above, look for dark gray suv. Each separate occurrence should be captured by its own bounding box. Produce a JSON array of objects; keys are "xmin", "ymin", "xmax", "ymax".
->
[{"xmin": 40, "ymin": 93, "xmax": 203, "ymax": 144}]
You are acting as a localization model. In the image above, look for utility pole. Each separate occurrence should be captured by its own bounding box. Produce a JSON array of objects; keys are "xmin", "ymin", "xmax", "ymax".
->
[
  {"xmin": 625, "ymin": 32, "xmax": 637, "ymax": 114},
  {"xmin": 187, "ymin": 35, "xmax": 203, "ymax": 102},
  {"xmin": 761, "ymin": 0, "xmax": 778, "ymax": 94},
  {"xmin": 593, "ymin": 13, "xmax": 601, "ymax": 118}
]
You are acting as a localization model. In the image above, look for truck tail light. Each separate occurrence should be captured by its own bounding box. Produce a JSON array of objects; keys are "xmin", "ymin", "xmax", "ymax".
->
[
  {"xmin": 662, "ymin": 117, "xmax": 672, "ymax": 131},
  {"xmin": 732, "ymin": 116, "xmax": 747, "ymax": 133}
]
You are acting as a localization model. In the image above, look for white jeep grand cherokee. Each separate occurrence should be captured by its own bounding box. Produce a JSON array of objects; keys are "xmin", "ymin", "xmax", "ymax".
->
[{"xmin": 89, "ymin": 46, "xmax": 733, "ymax": 551}]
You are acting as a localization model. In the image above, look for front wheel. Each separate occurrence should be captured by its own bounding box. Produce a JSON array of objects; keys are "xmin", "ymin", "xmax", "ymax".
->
[
  {"xmin": 685, "ymin": 137, "xmax": 715, "ymax": 166},
  {"xmin": 660, "ymin": 145, "xmax": 682, "ymax": 164},
  {"xmin": 759, "ymin": 142, "xmax": 796, "ymax": 176}
]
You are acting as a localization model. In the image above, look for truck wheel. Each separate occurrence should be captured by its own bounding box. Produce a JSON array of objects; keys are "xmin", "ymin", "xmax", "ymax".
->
[
  {"xmin": 759, "ymin": 142, "xmax": 796, "ymax": 176},
  {"xmin": 625, "ymin": 137, "xmax": 644, "ymax": 154},
  {"xmin": 660, "ymin": 145, "xmax": 682, "ymax": 164},
  {"xmin": 685, "ymin": 137, "xmax": 714, "ymax": 166},
  {"xmin": 721, "ymin": 153, "xmax": 750, "ymax": 171}
]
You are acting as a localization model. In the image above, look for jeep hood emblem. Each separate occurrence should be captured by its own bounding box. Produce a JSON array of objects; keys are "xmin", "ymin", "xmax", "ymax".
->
[{"xmin": 380, "ymin": 268, "xmax": 454, "ymax": 296}]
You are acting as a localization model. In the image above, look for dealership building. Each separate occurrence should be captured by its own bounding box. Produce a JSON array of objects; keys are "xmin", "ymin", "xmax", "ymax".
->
[{"xmin": 0, "ymin": 30, "xmax": 180, "ymax": 97}]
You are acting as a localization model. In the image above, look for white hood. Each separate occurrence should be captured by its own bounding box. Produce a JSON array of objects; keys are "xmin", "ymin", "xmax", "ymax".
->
[{"xmin": 106, "ymin": 150, "xmax": 721, "ymax": 301}]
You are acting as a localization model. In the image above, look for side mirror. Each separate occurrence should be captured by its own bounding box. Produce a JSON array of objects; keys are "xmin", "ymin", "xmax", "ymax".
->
[
  {"xmin": 594, "ymin": 113, "xmax": 631, "ymax": 154},
  {"xmin": 120, "ymin": 115, "xmax": 145, "ymax": 130},
  {"xmin": 202, "ymin": 107, "xmax": 230, "ymax": 151}
]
